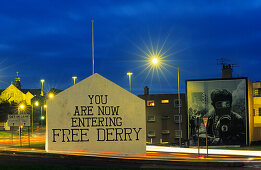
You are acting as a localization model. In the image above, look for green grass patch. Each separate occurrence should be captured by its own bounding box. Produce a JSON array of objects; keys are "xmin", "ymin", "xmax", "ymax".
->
[{"xmin": 20, "ymin": 142, "xmax": 45, "ymax": 149}]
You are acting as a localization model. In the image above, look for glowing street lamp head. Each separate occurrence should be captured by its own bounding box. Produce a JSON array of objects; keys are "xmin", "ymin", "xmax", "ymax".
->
[
  {"xmin": 72, "ymin": 76, "xmax": 77, "ymax": 85},
  {"xmin": 127, "ymin": 72, "xmax": 133, "ymax": 76},
  {"xmin": 41, "ymin": 116, "xmax": 45, "ymax": 120},
  {"xmin": 44, "ymin": 105, "xmax": 47, "ymax": 108},
  {"xmin": 152, "ymin": 58, "xmax": 159, "ymax": 65},
  {"xmin": 40, "ymin": 79, "xmax": 45, "ymax": 83},
  {"xmin": 34, "ymin": 101, "xmax": 39, "ymax": 106},
  {"xmin": 19, "ymin": 104, "xmax": 25, "ymax": 110},
  {"xmin": 48, "ymin": 92, "xmax": 54, "ymax": 99}
]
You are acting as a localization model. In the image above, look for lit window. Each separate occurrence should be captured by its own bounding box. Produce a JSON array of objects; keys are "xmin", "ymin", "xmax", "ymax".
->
[
  {"xmin": 147, "ymin": 100, "xmax": 155, "ymax": 106},
  {"xmin": 174, "ymin": 130, "xmax": 182, "ymax": 138},
  {"xmin": 174, "ymin": 115, "xmax": 182, "ymax": 123},
  {"xmin": 147, "ymin": 115, "xmax": 155, "ymax": 122},
  {"xmin": 148, "ymin": 131, "xmax": 155, "ymax": 137},
  {"xmin": 174, "ymin": 99, "xmax": 182, "ymax": 108},
  {"xmin": 161, "ymin": 99, "xmax": 169, "ymax": 104}
]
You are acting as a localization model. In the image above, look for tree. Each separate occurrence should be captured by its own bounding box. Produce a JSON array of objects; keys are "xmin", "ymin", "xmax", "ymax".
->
[{"xmin": 0, "ymin": 101, "xmax": 18, "ymax": 122}]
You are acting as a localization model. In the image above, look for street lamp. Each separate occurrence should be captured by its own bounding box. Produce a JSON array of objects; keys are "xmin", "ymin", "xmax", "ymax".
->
[
  {"xmin": 127, "ymin": 72, "xmax": 133, "ymax": 92},
  {"xmin": 48, "ymin": 92, "xmax": 54, "ymax": 99},
  {"xmin": 72, "ymin": 76, "xmax": 77, "ymax": 85},
  {"xmin": 18, "ymin": 104, "xmax": 25, "ymax": 114},
  {"xmin": 150, "ymin": 57, "xmax": 182, "ymax": 147},
  {"xmin": 31, "ymin": 101, "xmax": 39, "ymax": 134},
  {"xmin": 40, "ymin": 79, "xmax": 45, "ymax": 96}
]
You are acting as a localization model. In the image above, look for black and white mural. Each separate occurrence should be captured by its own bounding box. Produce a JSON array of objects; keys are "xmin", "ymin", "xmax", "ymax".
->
[{"xmin": 187, "ymin": 79, "xmax": 247, "ymax": 146}]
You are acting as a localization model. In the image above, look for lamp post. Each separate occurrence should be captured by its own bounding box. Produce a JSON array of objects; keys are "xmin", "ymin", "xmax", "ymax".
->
[
  {"xmin": 40, "ymin": 79, "xmax": 45, "ymax": 96},
  {"xmin": 31, "ymin": 101, "xmax": 39, "ymax": 134},
  {"xmin": 127, "ymin": 72, "xmax": 133, "ymax": 92},
  {"xmin": 72, "ymin": 76, "xmax": 77, "ymax": 85},
  {"xmin": 18, "ymin": 104, "xmax": 25, "ymax": 144},
  {"xmin": 150, "ymin": 57, "xmax": 182, "ymax": 147}
]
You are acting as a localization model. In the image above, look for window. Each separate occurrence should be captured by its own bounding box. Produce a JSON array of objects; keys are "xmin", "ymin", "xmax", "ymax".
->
[
  {"xmin": 148, "ymin": 131, "xmax": 155, "ymax": 137},
  {"xmin": 254, "ymin": 88, "xmax": 261, "ymax": 97},
  {"xmin": 259, "ymin": 108, "xmax": 261, "ymax": 116},
  {"xmin": 174, "ymin": 115, "xmax": 182, "ymax": 123},
  {"xmin": 254, "ymin": 89, "xmax": 259, "ymax": 95},
  {"xmin": 174, "ymin": 99, "xmax": 182, "ymax": 108},
  {"xmin": 161, "ymin": 99, "xmax": 169, "ymax": 104},
  {"xmin": 147, "ymin": 115, "xmax": 155, "ymax": 122},
  {"xmin": 174, "ymin": 130, "xmax": 182, "ymax": 138},
  {"xmin": 147, "ymin": 100, "xmax": 155, "ymax": 107},
  {"xmin": 162, "ymin": 134, "xmax": 169, "ymax": 142}
]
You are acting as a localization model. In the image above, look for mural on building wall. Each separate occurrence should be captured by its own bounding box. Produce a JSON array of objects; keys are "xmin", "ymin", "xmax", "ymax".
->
[{"xmin": 187, "ymin": 79, "xmax": 247, "ymax": 146}]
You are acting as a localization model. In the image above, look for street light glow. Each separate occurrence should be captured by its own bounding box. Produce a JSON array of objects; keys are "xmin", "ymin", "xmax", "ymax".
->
[
  {"xmin": 152, "ymin": 57, "xmax": 158, "ymax": 65},
  {"xmin": 40, "ymin": 79, "xmax": 45, "ymax": 83},
  {"xmin": 48, "ymin": 93, "xmax": 54, "ymax": 99},
  {"xmin": 19, "ymin": 104, "xmax": 25, "ymax": 110},
  {"xmin": 127, "ymin": 72, "xmax": 133, "ymax": 76},
  {"xmin": 34, "ymin": 101, "xmax": 39, "ymax": 106}
]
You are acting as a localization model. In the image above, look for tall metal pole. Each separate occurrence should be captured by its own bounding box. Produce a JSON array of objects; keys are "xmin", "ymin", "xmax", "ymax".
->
[
  {"xmin": 129, "ymin": 75, "xmax": 131, "ymax": 92},
  {"xmin": 40, "ymin": 106, "xmax": 42, "ymax": 127},
  {"xmin": 178, "ymin": 66, "xmax": 181, "ymax": 147},
  {"xmin": 127, "ymin": 72, "xmax": 133, "ymax": 92},
  {"xmin": 41, "ymin": 79, "xmax": 44, "ymax": 96},
  {"xmin": 165, "ymin": 63, "xmax": 181, "ymax": 147},
  {"xmin": 92, "ymin": 20, "xmax": 94, "ymax": 75},
  {"xmin": 31, "ymin": 105, "xmax": 33, "ymax": 135},
  {"xmin": 198, "ymin": 118, "xmax": 200, "ymax": 155},
  {"xmin": 72, "ymin": 76, "xmax": 77, "ymax": 85}
]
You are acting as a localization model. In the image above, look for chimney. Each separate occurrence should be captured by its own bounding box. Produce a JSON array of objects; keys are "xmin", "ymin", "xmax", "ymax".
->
[
  {"xmin": 144, "ymin": 86, "xmax": 149, "ymax": 95},
  {"xmin": 222, "ymin": 64, "xmax": 232, "ymax": 78}
]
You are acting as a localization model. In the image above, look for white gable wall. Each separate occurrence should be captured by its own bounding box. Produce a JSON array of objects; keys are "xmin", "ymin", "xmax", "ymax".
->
[{"xmin": 46, "ymin": 73, "xmax": 146, "ymax": 154}]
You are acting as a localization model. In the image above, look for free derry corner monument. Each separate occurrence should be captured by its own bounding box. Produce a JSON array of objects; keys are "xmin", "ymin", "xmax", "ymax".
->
[{"xmin": 46, "ymin": 73, "xmax": 146, "ymax": 154}]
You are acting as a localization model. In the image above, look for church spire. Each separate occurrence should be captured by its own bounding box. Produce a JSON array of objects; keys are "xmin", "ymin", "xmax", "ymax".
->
[{"xmin": 14, "ymin": 72, "xmax": 22, "ymax": 90}]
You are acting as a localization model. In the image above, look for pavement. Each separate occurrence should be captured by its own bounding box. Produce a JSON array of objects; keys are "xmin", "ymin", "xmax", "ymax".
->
[{"xmin": 147, "ymin": 146, "xmax": 261, "ymax": 157}]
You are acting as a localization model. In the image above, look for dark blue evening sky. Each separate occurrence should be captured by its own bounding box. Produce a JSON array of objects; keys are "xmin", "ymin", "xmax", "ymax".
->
[{"xmin": 0, "ymin": 0, "xmax": 261, "ymax": 95}]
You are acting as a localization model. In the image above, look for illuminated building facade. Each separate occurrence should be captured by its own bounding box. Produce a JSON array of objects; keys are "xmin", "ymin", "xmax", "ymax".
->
[
  {"xmin": 0, "ymin": 73, "xmax": 42, "ymax": 105},
  {"xmin": 252, "ymin": 81, "xmax": 261, "ymax": 142},
  {"xmin": 138, "ymin": 86, "xmax": 187, "ymax": 145}
]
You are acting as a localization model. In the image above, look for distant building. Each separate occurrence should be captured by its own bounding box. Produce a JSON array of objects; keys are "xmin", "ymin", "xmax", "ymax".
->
[
  {"xmin": 0, "ymin": 73, "xmax": 63, "ymax": 126},
  {"xmin": 138, "ymin": 86, "xmax": 187, "ymax": 145},
  {"xmin": 252, "ymin": 81, "xmax": 261, "ymax": 142},
  {"xmin": 0, "ymin": 73, "xmax": 42, "ymax": 105}
]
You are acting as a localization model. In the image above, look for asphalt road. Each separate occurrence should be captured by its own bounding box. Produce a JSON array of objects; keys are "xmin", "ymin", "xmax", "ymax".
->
[{"xmin": 1, "ymin": 149, "xmax": 261, "ymax": 169}]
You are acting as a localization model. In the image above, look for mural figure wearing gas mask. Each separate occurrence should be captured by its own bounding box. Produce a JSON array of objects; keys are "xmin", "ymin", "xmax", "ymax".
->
[{"xmin": 208, "ymin": 89, "xmax": 245, "ymax": 145}]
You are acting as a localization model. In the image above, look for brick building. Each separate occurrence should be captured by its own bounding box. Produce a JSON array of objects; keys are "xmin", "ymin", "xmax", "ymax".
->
[{"xmin": 138, "ymin": 86, "xmax": 187, "ymax": 145}]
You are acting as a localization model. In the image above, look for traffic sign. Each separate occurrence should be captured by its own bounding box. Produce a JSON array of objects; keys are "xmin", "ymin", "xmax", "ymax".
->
[
  {"xmin": 202, "ymin": 116, "xmax": 209, "ymax": 128},
  {"xmin": 8, "ymin": 114, "xmax": 30, "ymax": 126}
]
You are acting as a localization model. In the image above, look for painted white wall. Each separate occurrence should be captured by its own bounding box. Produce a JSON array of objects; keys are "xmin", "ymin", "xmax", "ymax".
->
[{"xmin": 46, "ymin": 73, "xmax": 146, "ymax": 154}]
